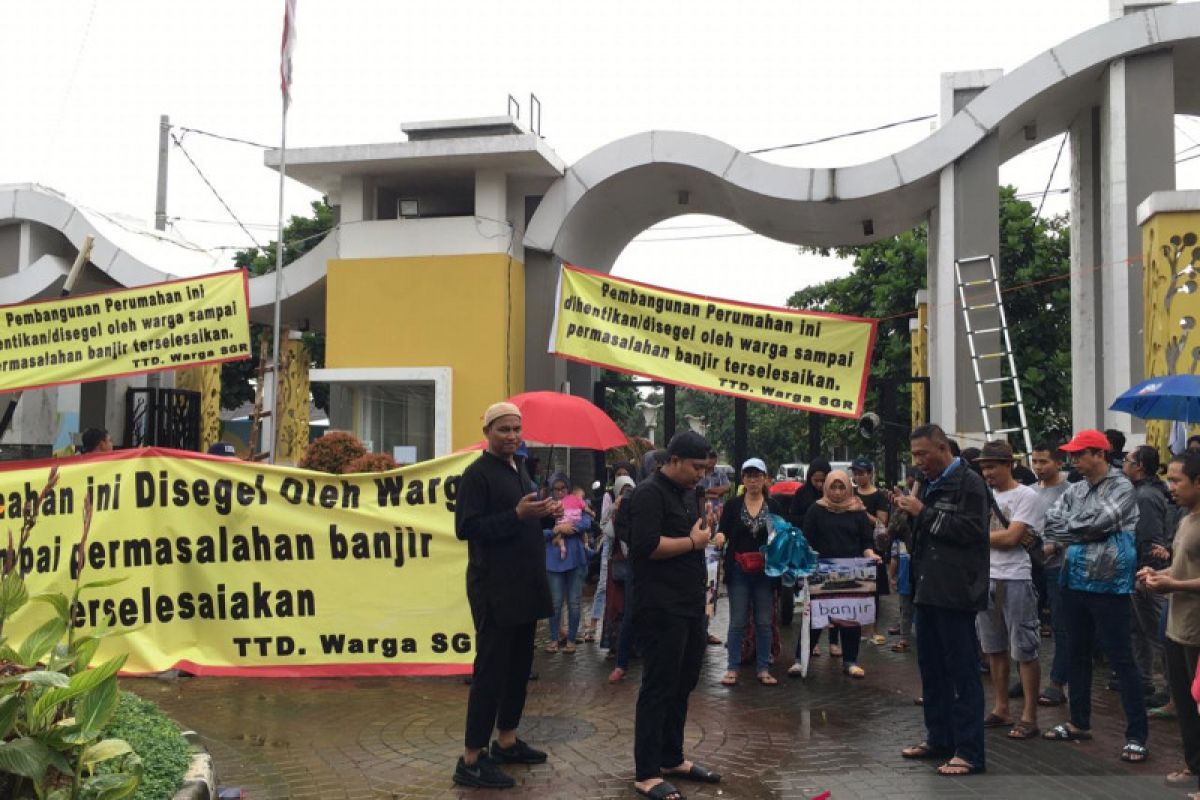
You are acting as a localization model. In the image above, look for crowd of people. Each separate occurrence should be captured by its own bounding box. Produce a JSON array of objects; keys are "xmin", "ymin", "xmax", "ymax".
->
[{"xmin": 453, "ymin": 398, "xmax": 1200, "ymax": 799}]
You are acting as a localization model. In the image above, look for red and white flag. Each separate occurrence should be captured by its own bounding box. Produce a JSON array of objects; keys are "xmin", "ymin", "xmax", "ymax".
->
[{"xmin": 280, "ymin": 0, "xmax": 297, "ymax": 108}]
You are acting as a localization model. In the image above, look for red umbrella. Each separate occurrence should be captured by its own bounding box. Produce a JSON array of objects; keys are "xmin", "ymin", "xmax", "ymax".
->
[{"xmin": 505, "ymin": 391, "xmax": 629, "ymax": 450}]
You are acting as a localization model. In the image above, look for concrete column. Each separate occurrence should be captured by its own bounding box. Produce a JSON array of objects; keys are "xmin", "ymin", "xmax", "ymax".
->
[
  {"xmin": 1098, "ymin": 50, "xmax": 1175, "ymax": 435},
  {"xmin": 524, "ymin": 248, "xmax": 566, "ymax": 393},
  {"xmin": 339, "ymin": 175, "xmax": 374, "ymax": 223},
  {"xmin": 474, "ymin": 170, "xmax": 507, "ymax": 226},
  {"xmin": 932, "ymin": 70, "xmax": 1002, "ymax": 447},
  {"xmin": 1070, "ymin": 109, "xmax": 1105, "ymax": 430}
]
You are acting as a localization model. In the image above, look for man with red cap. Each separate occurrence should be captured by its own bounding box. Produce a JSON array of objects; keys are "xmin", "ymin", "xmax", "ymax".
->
[{"xmin": 1042, "ymin": 429, "xmax": 1147, "ymax": 763}]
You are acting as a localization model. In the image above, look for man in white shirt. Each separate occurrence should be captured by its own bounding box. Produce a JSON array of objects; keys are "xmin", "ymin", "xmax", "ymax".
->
[{"xmin": 974, "ymin": 440, "xmax": 1043, "ymax": 741}]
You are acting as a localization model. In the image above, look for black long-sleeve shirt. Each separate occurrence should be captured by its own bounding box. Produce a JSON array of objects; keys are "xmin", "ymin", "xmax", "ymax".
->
[
  {"xmin": 455, "ymin": 450, "xmax": 552, "ymax": 627},
  {"xmin": 629, "ymin": 470, "xmax": 705, "ymax": 618},
  {"xmin": 802, "ymin": 504, "xmax": 874, "ymax": 559}
]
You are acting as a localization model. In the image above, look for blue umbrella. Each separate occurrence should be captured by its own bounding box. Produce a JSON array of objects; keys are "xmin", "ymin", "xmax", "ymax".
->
[{"xmin": 1110, "ymin": 375, "xmax": 1200, "ymax": 424}]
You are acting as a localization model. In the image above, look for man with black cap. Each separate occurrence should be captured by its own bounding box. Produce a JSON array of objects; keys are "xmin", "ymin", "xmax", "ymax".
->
[
  {"xmin": 629, "ymin": 430, "xmax": 721, "ymax": 800},
  {"xmin": 1042, "ymin": 429, "xmax": 1146, "ymax": 762},
  {"xmin": 453, "ymin": 401, "xmax": 560, "ymax": 789}
]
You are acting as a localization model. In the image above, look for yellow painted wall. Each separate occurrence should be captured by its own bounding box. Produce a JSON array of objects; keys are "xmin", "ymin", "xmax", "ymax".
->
[
  {"xmin": 1142, "ymin": 210, "xmax": 1200, "ymax": 457},
  {"xmin": 912, "ymin": 299, "xmax": 928, "ymax": 430},
  {"xmin": 325, "ymin": 253, "xmax": 525, "ymax": 450}
]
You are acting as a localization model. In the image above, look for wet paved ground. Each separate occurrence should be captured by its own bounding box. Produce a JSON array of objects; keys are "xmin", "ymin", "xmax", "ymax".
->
[{"xmin": 129, "ymin": 596, "xmax": 1194, "ymax": 799}]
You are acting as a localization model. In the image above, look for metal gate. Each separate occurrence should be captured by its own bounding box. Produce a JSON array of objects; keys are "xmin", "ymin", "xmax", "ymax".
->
[{"xmin": 124, "ymin": 387, "xmax": 201, "ymax": 451}]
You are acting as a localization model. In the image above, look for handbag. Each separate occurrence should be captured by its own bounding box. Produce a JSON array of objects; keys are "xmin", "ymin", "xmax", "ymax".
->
[
  {"xmin": 610, "ymin": 557, "xmax": 630, "ymax": 584},
  {"xmin": 733, "ymin": 550, "xmax": 766, "ymax": 574}
]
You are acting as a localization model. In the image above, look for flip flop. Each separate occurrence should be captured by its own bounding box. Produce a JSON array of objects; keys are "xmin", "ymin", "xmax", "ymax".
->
[
  {"xmin": 901, "ymin": 742, "xmax": 951, "ymax": 760},
  {"xmin": 983, "ymin": 713, "xmax": 1013, "ymax": 728},
  {"xmin": 662, "ymin": 764, "xmax": 721, "ymax": 784},
  {"xmin": 720, "ymin": 672, "xmax": 738, "ymax": 686},
  {"xmin": 1038, "ymin": 686, "xmax": 1066, "ymax": 706},
  {"xmin": 1043, "ymin": 723, "xmax": 1092, "ymax": 741},
  {"xmin": 1121, "ymin": 741, "xmax": 1149, "ymax": 763},
  {"xmin": 1007, "ymin": 720, "xmax": 1040, "ymax": 740},
  {"xmin": 757, "ymin": 673, "xmax": 778, "ymax": 685},
  {"xmin": 636, "ymin": 780, "xmax": 685, "ymax": 800},
  {"xmin": 937, "ymin": 758, "xmax": 985, "ymax": 776}
]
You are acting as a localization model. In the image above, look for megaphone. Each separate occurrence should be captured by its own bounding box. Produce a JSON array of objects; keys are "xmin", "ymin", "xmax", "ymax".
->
[{"xmin": 858, "ymin": 412, "xmax": 881, "ymax": 439}]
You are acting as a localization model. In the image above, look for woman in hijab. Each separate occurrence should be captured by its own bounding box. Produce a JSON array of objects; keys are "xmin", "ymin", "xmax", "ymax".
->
[
  {"xmin": 542, "ymin": 472, "xmax": 592, "ymax": 653},
  {"xmin": 788, "ymin": 470, "xmax": 882, "ymax": 679}
]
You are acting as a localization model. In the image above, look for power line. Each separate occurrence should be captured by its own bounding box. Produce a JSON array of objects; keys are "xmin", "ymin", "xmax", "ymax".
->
[
  {"xmin": 170, "ymin": 132, "xmax": 262, "ymax": 249},
  {"xmin": 748, "ymin": 114, "xmax": 936, "ymax": 155},
  {"xmin": 174, "ymin": 125, "xmax": 271, "ymax": 150}
]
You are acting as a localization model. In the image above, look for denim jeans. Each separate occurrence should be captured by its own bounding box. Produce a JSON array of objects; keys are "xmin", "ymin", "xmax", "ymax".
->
[
  {"xmin": 546, "ymin": 565, "xmax": 587, "ymax": 642},
  {"xmin": 590, "ymin": 537, "xmax": 611, "ymax": 622},
  {"xmin": 915, "ymin": 604, "xmax": 986, "ymax": 768},
  {"xmin": 1043, "ymin": 567, "xmax": 1069, "ymax": 686},
  {"xmin": 725, "ymin": 562, "xmax": 774, "ymax": 671},
  {"xmin": 1062, "ymin": 587, "xmax": 1148, "ymax": 744}
]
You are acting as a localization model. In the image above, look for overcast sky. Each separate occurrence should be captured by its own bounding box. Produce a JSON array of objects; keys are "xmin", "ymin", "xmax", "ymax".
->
[{"xmin": 2, "ymin": 0, "xmax": 1198, "ymax": 308}]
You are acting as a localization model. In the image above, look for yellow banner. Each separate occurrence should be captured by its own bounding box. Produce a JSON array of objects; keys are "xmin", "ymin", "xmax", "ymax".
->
[
  {"xmin": 0, "ymin": 270, "xmax": 251, "ymax": 393},
  {"xmin": 550, "ymin": 265, "xmax": 878, "ymax": 418},
  {"xmin": 2, "ymin": 449, "xmax": 476, "ymax": 676}
]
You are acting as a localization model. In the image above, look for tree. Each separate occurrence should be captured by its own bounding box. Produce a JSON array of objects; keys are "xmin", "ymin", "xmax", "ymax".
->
[
  {"xmin": 785, "ymin": 185, "xmax": 1071, "ymax": 447},
  {"xmin": 220, "ymin": 199, "xmax": 334, "ymax": 411}
]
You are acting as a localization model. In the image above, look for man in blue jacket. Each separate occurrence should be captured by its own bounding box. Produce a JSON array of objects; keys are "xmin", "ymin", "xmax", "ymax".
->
[
  {"xmin": 1042, "ymin": 429, "xmax": 1146, "ymax": 763},
  {"xmin": 896, "ymin": 424, "xmax": 990, "ymax": 777}
]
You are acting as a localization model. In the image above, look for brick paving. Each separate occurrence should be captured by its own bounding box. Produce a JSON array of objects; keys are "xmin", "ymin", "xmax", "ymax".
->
[{"xmin": 128, "ymin": 596, "xmax": 1195, "ymax": 799}]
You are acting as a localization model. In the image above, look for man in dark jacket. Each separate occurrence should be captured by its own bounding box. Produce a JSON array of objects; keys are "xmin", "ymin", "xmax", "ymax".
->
[
  {"xmin": 453, "ymin": 402, "xmax": 559, "ymax": 789},
  {"xmin": 896, "ymin": 424, "xmax": 990, "ymax": 776},
  {"xmin": 1123, "ymin": 445, "xmax": 1171, "ymax": 704}
]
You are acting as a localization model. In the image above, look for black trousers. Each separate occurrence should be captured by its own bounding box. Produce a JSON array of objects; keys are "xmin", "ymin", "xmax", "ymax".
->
[
  {"xmin": 1165, "ymin": 637, "xmax": 1200, "ymax": 786},
  {"xmin": 633, "ymin": 608, "xmax": 706, "ymax": 781},
  {"xmin": 463, "ymin": 613, "xmax": 536, "ymax": 750}
]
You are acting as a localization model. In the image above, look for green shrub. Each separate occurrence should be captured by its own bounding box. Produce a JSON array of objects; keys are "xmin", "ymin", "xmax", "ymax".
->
[{"xmin": 99, "ymin": 693, "xmax": 190, "ymax": 800}]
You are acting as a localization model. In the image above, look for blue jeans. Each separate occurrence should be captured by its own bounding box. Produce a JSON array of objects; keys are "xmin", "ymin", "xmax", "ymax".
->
[
  {"xmin": 916, "ymin": 604, "xmax": 986, "ymax": 768},
  {"xmin": 547, "ymin": 565, "xmax": 587, "ymax": 642},
  {"xmin": 1062, "ymin": 588, "xmax": 1148, "ymax": 744},
  {"xmin": 725, "ymin": 563, "xmax": 774, "ymax": 671},
  {"xmin": 1043, "ymin": 567, "xmax": 1069, "ymax": 686},
  {"xmin": 590, "ymin": 537, "xmax": 611, "ymax": 622}
]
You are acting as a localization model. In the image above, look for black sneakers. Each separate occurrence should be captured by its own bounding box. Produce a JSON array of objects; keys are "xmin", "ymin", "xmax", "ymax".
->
[
  {"xmin": 453, "ymin": 753, "xmax": 515, "ymax": 789},
  {"xmin": 489, "ymin": 738, "xmax": 548, "ymax": 764}
]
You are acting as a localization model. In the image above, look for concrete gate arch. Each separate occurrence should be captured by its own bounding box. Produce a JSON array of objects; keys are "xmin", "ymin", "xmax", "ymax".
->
[{"xmin": 525, "ymin": 1, "xmax": 1200, "ymax": 443}]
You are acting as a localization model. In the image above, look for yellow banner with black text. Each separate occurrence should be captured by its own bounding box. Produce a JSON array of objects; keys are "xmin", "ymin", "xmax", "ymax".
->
[
  {"xmin": 0, "ymin": 269, "xmax": 251, "ymax": 393},
  {"xmin": 1, "ymin": 448, "xmax": 476, "ymax": 676},
  {"xmin": 549, "ymin": 265, "xmax": 877, "ymax": 418}
]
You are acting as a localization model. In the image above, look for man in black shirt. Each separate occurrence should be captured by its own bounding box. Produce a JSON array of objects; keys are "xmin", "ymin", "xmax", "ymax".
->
[
  {"xmin": 453, "ymin": 402, "xmax": 559, "ymax": 789},
  {"xmin": 630, "ymin": 431, "xmax": 722, "ymax": 800}
]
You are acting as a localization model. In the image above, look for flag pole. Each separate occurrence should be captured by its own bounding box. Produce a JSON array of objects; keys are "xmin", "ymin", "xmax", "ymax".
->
[
  {"xmin": 269, "ymin": 101, "xmax": 287, "ymax": 464},
  {"xmin": 269, "ymin": 0, "xmax": 296, "ymax": 464}
]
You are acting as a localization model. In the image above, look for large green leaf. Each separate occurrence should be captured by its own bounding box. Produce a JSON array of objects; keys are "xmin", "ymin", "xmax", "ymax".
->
[
  {"xmin": 0, "ymin": 737, "xmax": 53, "ymax": 780},
  {"xmin": 75, "ymin": 676, "xmax": 119, "ymax": 734},
  {"xmin": 0, "ymin": 694, "xmax": 19, "ymax": 739},
  {"xmin": 81, "ymin": 737, "xmax": 132, "ymax": 767},
  {"xmin": 32, "ymin": 653, "xmax": 126, "ymax": 723},
  {"xmin": 32, "ymin": 592, "xmax": 70, "ymax": 624},
  {"xmin": 77, "ymin": 577, "xmax": 127, "ymax": 592},
  {"xmin": 83, "ymin": 756, "xmax": 142, "ymax": 800},
  {"xmin": 71, "ymin": 637, "xmax": 101, "ymax": 673},
  {"xmin": 17, "ymin": 617, "xmax": 67, "ymax": 666},
  {"xmin": 0, "ymin": 669, "xmax": 70, "ymax": 688},
  {"xmin": 0, "ymin": 572, "xmax": 29, "ymax": 619}
]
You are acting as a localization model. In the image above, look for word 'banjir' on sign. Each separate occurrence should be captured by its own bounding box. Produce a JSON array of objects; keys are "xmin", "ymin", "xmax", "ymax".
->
[
  {"xmin": 0, "ymin": 269, "xmax": 251, "ymax": 393},
  {"xmin": 1, "ymin": 448, "xmax": 476, "ymax": 677},
  {"xmin": 548, "ymin": 265, "xmax": 877, "ymax": 418}
]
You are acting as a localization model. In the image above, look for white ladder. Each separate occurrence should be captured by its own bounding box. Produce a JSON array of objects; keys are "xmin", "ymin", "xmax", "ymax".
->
[{"xmin": 954, "ymin": 255, "xmax": 1033, "ymax": 456}]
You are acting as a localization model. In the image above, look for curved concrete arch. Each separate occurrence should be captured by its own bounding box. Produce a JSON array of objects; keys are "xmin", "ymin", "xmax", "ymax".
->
[
  {"xmin": 526, "ymin": 2, "xmax": 1200, "ymax": 268},
  {"xmin": 0, "ymin": 184, "xmax": 224, "ymax": 288}
]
